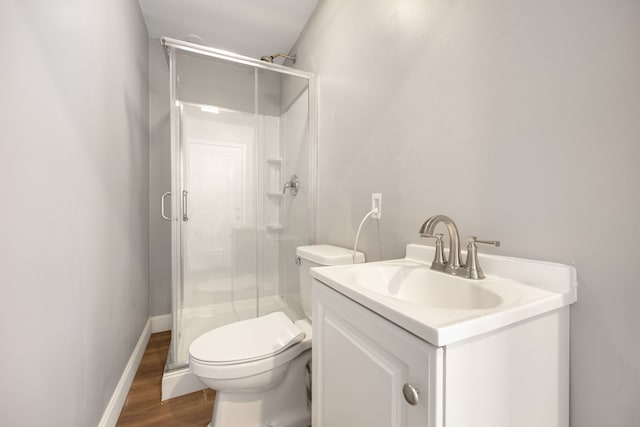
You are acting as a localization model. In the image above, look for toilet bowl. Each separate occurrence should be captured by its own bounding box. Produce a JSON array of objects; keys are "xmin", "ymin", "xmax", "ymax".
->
[{"xmin": 189, "ymin": 244, "xmax": 364, "ymax": 427}]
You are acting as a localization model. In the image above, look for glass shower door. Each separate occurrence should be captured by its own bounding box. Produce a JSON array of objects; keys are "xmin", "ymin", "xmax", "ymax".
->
[
  {"xmin": 169, "ymin": 47, "xmax": 259, "ymax": 368},
  {"xmin": 164, "ymin": 40, "xmax": 316, "ymax": 372}
]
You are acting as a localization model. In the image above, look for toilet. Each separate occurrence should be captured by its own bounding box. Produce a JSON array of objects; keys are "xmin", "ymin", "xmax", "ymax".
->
[{"xmin": 189, "ymin": 244, "xmax": 365, "ymax": 427}]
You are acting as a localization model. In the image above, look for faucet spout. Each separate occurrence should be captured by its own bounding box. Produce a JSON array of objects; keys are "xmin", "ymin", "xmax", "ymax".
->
[{"xmin": 419, "ymin": 215, "xmax": 463, "ymax": 268}]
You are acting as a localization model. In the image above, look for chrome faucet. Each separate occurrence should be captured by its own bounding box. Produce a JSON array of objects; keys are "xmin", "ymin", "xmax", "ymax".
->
[{"xmin": 419, "ymin": 215, "xmax": 500, "ymax": 279}]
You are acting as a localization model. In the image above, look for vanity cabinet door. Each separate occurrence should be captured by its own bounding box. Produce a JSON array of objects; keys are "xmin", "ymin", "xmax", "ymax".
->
[{"xmin": 312, "ymin": 280, "xmax": 444, "ymax": 427}]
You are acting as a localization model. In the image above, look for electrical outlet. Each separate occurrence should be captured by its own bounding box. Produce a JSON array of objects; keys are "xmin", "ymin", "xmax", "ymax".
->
[{"xmin": 371, "ymin": 193, "xmax": 382, "ymax": 219}]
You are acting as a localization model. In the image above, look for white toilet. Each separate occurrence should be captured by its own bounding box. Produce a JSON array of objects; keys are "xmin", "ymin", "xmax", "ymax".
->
[{"xmin": 189, "ymin": 244, "xmax": 365, "ymax": 427}]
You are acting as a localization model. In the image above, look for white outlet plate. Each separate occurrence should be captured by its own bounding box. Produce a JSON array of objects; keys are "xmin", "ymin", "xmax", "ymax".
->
[{"xmin": 371, "ymin": 193, "xmax": 382, "ymax": 219}]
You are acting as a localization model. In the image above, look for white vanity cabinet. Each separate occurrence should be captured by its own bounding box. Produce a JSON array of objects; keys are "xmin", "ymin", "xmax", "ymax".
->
[
  {"xmin": 312, "ymin": 282, "xmax": 444, "ymax": 427},
  {"xmin": 312, "ymin": 278, "xmax": 570, "ymax": 427}
]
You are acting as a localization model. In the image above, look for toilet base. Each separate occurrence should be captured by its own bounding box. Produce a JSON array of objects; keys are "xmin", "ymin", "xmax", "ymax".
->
[{"xmin": 209, "ymin": 349, "xmax": 311, "ymax": 427}]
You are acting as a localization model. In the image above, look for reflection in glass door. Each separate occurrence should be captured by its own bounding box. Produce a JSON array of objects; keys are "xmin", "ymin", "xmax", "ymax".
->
[
  {"xmin": 175, "ymin": 102, "xmax": 259, "ymax": 366},
  {"xmin": 180, "ymin": 128, "xmax": 253, "ymax": 360}
]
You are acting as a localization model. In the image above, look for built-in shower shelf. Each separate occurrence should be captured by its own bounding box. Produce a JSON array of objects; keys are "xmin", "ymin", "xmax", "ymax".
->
[
  {"xmin": 265, "ymin": 224, "xmax": 283, "ymax": 232},
  {"xmin": 266, "ymin": 158, "xmax": 284, "ymax": 196}
]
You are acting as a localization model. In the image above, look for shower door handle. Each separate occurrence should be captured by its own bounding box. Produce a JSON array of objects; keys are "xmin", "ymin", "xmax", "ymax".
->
[
  {"xmin": 161, "ymin": 192, "xmax": 172, "ymax": 221},
  {"xmin": 182, "ymin": 190, "xmax": 189, "ymax": 221}
]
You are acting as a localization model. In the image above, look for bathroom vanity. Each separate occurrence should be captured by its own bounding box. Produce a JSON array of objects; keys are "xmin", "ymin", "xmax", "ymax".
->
[{"xmin": 311, "ymin": 244, "xmax": 577, "ymax": 427}]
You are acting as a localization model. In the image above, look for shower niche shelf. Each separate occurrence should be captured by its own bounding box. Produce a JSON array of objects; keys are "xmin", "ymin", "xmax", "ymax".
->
[{"xmin": 266, "ymin": 158, "xmax": 283, "ymax": 195}]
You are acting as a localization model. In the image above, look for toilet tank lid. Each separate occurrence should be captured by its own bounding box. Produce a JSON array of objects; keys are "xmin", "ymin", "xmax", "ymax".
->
[{"xmin": 296, "ymin": 244, "xmax": 365, "ymax": 265}]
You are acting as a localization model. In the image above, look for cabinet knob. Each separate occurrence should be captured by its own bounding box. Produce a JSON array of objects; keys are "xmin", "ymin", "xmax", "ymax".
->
[{"xmin": 402, "ymin": 383, "xmax": 420, "ymax": 406}]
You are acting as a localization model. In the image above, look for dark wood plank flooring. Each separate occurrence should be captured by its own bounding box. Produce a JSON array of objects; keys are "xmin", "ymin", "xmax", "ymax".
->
[{"xmin": 116, "ymin": 331, "xmax": 216, "ymax": 426}]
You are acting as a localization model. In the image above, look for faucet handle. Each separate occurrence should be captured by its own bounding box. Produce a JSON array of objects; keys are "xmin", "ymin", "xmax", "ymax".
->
[
  {"xmin": 419, "ymin": 233, "xmax": 446, "ymax": 266},
  {"xmin": 465, "ymin": 236, "xmax": 500, "ymax": 279},
  {"xmin": 468, "ymin": 236, "xmax": 500, "ymax": 248}
]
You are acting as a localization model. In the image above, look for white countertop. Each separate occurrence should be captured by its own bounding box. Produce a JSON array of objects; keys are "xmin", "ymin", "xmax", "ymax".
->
[{"xmin": 311, "ymin": 244, "xmax": 578, "ymax": 346}]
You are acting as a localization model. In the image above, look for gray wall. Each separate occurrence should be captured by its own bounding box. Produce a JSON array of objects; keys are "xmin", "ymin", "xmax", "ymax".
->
[
  {"xmin": 177, "ymin": 49, "xmax": 282, "ymax": 116},
  {"xmin": 0, "ymin": 1, "xmax": 149, "ymax": 425},
  {"xmin": 293, "ymin": 0, "xmax": 640, "ymax": 425},
  {"xmin": 149, "ymin": 39, "xmax": 172, "ymax": 316}
]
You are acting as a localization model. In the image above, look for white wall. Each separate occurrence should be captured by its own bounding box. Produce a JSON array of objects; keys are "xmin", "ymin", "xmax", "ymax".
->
[
  {"xmin": 293, "ymin": 0, "xmax": 640, "ymax": 425},
  {"xmin": 0, "ymin": 1, "xmax": 149, "ymax": 425}
]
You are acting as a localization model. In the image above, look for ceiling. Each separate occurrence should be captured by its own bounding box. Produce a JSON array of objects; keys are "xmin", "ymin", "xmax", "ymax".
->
[{"xmin": 138, "ymin": 0, "xmax": 319, "ymax": 61}]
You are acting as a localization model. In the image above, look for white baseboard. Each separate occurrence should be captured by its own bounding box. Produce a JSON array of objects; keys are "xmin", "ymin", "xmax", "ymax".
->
[
  {"xmin": 98, "ymin": 312, "xmax": 207, "ymax": 421},
  {"xmin": 151, "ymin": 314, "xmax": 172, "ymax": 333},
  {"xmin": 162, "ymin": 366, "xmax": 207, "ymax": 401},
  {"xmin": 98, "ymin": 318, "xmax": 151, "ymax": 427}
]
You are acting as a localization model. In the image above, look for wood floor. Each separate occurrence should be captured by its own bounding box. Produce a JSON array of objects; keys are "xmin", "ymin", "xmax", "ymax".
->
[{"xmin": 116, "ymin": 331, "xmax": 216, "ymax": 427}]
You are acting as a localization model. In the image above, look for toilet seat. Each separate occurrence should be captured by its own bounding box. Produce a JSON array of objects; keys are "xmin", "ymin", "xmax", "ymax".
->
[
  {"xmin": 189, "ymin": 313, "xmax": 312, "ymax": 381},
  {"xmin": 190, "ymin": 312, "xmax": 305, "ymax": 365}
]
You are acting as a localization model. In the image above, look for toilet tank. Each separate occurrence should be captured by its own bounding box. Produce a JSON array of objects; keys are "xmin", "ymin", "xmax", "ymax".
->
[{"xmin": 296, "ymin": 244, "xmax": 365, "ymax": 320}]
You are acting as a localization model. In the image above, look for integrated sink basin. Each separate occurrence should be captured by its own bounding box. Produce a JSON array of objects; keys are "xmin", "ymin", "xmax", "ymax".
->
[
  {"xmin": 343, "ymin": 264, "xmax": 503, "ymax": 310},
  {"xmin": 311, "ymin": 244, "xmax": 578, "ymax": 346}
]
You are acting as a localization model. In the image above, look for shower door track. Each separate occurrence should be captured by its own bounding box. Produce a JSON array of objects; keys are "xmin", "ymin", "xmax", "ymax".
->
[{"xmin": 161, "ymin": 37, "xmax": 313, "ymax": 79}]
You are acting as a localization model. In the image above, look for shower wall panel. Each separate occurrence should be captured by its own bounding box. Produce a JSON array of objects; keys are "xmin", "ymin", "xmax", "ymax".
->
[{"xmin": 279, "ymin": 87, "xmax": 311, "ymax": 319}]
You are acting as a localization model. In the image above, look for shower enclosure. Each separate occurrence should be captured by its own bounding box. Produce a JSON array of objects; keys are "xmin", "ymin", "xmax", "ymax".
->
[{"xmin": 161, "ymin": 38, "xmax": 316, "ymax": 373}]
